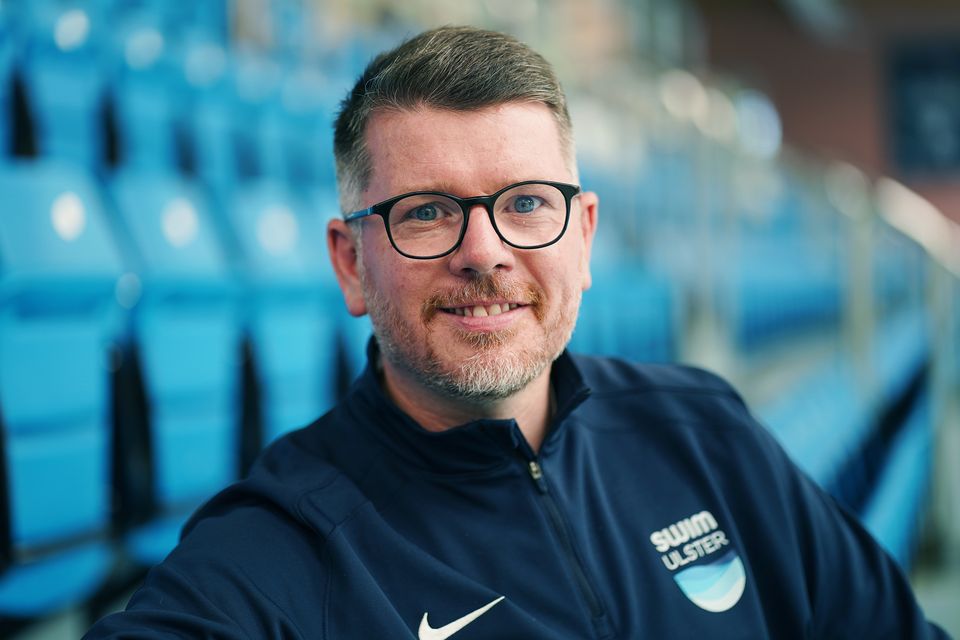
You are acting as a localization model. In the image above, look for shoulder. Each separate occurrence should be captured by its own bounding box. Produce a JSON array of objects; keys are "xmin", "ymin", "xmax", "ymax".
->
[
  {"xmin": 570, "ymin": 353, "xmax": 753, "ymax": 427},
  {"xmin": 91, "ymin": 411, "xmax": 378, "ymax": 637},
  {"xmin": 186, "ymin": 409, "xmax": 375, "ymax": 542},
  {"xmin": 571, "ymin": 353, "xmax": 738, "ymax": 396}
]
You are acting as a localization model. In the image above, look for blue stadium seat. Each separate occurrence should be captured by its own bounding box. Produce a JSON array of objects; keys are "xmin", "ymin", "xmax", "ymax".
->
[
  {"xmin": 111, "ymin": 0, "xmax": 229, "ymax": 40},
  {"xmin": 299, "ymin": 187, "xmax": 372, "ymax": 384},
  {"xmin": 231, "ymin": 51, "xmax": 282, "ymax": 182},
  {"xmin": 277, "ymin": 69, "xmax": 340, "ymax": 190},
  {"xmin": 758, "ymin": 356, "xmax": 870, "ymax": 489},
  {"xmin": 720, "ymin": 236, "xmax": 844, "ymax": 349},
  {"xmin": 19, "ymin": 5, "xmax": 106, "ymax": 167},
  {"xmin": 871, "ymin": 309, "xmax": 928, "ymax": 400},
  {"xmin": 107, "ymin": 169, "xmax": 241, "ymax": 565},
  {"xmin": 178, "ymin": 38, "xmax": 237, "ymax": 195},
  {"xmin": 862, "ymin": 391, "xmax": 932, "ymax": 567},
  {"xmin": 107, "ymin": 15, "xmax": 181, "ymax": 171},
  {"xmin": 225, "ymin": 179, "xmax": 339, "ymax": 444},
  {"xmin": 0, "ymin": 161, "xmax": 123, "ymax": 617},
  {"xmin": 0, "ymin": 9, "xmax": 14, "ymax": 161},
  {"xmin": 757, "ymin": 304, "xmax": 932, "ymax": 569},
  {"xmin": 570, "ymin": 265, "xmax": 678, "ymax": 363},
  {"xmin": 758, "ymin": 309, "xmax": 929, "ymax": 493}
]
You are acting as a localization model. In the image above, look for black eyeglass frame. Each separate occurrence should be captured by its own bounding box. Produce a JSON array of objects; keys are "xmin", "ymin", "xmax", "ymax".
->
[{"xmin": 343, "ymin": 180, "xmax": 582, "ymax": 260}]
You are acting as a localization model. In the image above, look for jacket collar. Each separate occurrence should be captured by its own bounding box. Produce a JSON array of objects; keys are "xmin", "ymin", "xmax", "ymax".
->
[{"xmin": 345, "ymin": 338, "xmax": 591, "ymax": 474}]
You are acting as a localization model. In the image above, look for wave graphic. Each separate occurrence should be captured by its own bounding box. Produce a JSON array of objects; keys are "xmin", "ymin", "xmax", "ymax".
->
[{"xmin": 672, "ymin": 550, "xmax": 746, "ymax": 612}]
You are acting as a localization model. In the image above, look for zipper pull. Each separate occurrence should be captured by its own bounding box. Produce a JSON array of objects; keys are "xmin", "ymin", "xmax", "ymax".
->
[{"xmin": 527, "ymin": 460, "xmax": 548, "ymax": 494}]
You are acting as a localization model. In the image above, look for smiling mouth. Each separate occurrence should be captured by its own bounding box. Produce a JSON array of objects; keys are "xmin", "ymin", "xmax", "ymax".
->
[{"xmin": 441, "ymin": 303, "xmax": 523, "ymax": 317}]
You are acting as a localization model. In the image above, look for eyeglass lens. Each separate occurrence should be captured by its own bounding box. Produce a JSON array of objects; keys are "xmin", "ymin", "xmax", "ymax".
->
[{"xmin": 386, "ymin": 182, "xmax": 568, "ymax": 257}]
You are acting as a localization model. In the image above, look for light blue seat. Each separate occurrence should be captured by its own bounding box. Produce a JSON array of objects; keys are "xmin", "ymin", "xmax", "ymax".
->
[
  {"xmin": 871, "ymin": 309, "xmax": 928, "ymax": 402},
  {"xmin": 19, "ymin": 5, "xmax": 105, "ymax": 167},
  {"xmin": 862, "ymin": 391, "xmax": 932, "ymax": 568},
  {"xmin": 0, "ymin": 9, "xmax": 14, "ymax": 162},
  {"xmin": 721, "ymin": 236, "xmax": 844, "ymax": 350},
  {"xmin": 857, "ymin": 309, "xmax": 931, "ymax": 568},
  {"xmin": 181, "ymin": 47, "xmax": 237, "ymax": 195},
  {"xmin": 185, "ymin": 73, "xmax": 237, "ymax": 192},
  {"xmin": 272, "ymin": 64, "xmax": 346, "ymax": 191},
  {"xmin": 570, "ymin": 265, "xmax": 678, "ymax": 363},
  {"xmin": 107, "ymin": 13, "xmax": 182, "ymax": 172},
  {"xmin": 758, "ymin": 357, "xmax": 870, "ymax": 491},
  {"xmin": 0, "ymin": 161, "xmax": 122, "ymax": 617},
  {"xmin": 226, "ymin": 180, "xmax": 340, "ymax": 444},
  {"xmin": 108, "ymin": 169, "xmax": 240, "ymax": 566},
  {"xmin": 757, "ymin": 306, "xmax": 931, "ymax": 550}
]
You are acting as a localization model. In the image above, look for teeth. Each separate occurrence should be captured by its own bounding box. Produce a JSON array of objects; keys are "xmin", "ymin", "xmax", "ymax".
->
[{"xmin": 450, "ymin": 303, "xmax": 520, "ymax": 317}]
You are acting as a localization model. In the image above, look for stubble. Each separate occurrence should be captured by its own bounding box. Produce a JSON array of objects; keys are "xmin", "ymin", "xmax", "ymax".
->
[{"xmin": 361, "ymin": 269, "xmax": 578, "ymax": 402}]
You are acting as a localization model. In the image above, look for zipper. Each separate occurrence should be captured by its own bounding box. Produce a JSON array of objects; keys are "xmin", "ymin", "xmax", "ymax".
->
[{"xmin": 526, "ymin": 459, "xmax": 609, "ymax": 630}]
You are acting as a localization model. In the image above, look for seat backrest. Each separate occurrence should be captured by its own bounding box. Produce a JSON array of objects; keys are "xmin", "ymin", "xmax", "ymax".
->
[
  {"xmin": 0, "ymin": 160, "xmax": 122, "ymax": 552},
  {"xmin": 108, "ymin": 169, "xmax": 240, "ymax": 511},
  {"xmin": 20, "ymin": 6, "xmax": 105, "ymax": 168}
]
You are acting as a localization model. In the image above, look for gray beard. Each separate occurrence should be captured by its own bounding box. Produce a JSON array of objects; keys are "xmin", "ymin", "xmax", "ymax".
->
[{"xmin": 360, "ymin": 271, "xmax": 578, "ymax": 402}]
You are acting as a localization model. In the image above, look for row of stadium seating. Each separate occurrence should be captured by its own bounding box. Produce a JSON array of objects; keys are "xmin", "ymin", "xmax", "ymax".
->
[
  {"xmin": 0, "ymin": 159, "xmax": 362, "ymax": 623},
  {"xmin": 756, "ymin": 309, "xmax": 932, "ymax": 566}
]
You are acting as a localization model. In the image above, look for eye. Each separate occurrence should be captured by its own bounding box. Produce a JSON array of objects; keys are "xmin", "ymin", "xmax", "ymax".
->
[
  {"xmin": 511, "ymin": 195, "xmax": 543, "ymax": 214},
  {"xmin": 410, "ymin": 204, "xmax": 439, "ymax": 221}
]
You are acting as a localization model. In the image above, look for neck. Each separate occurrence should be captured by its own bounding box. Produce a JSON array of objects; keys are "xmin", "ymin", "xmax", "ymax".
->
[{"xmin": 379, "ymin": 357, "xmax": 553, "ymax": 452}]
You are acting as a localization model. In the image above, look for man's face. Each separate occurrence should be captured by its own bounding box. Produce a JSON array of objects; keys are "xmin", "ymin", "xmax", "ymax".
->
[{"xmin": 330, "ymin": 103, "xmax": 598, "ymax": 402}]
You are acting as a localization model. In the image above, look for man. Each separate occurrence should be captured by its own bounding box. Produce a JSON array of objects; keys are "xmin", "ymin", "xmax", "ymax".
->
[{"xmin": 88, "ymin": 26, "xmax": 948, "ymax": 638}]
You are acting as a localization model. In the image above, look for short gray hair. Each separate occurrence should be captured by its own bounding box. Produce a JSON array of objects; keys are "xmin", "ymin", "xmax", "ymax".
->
[{"xmin": 333, "ymin": 26, "xmax": 574, "ymax": 215}]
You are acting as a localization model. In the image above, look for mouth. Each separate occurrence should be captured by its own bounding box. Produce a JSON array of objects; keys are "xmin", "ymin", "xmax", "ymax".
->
[
  {"xmin": 421, "ymin": 276, "xmax": 543, "ymax": 325},
  {"xmin": 440, "ymin": 302, "xmax": 524, "ymax": 318}
]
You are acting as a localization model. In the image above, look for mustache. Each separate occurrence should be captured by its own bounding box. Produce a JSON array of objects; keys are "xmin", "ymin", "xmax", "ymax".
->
[{"xmin": 421, "ymin": 276, "xmax": 544, "ymax": 323}]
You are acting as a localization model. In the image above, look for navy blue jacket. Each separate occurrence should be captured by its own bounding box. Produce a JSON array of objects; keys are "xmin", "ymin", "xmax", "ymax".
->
[{"xmin": 87, "ymin": 347, "xmax": 948, "ymax": 638}]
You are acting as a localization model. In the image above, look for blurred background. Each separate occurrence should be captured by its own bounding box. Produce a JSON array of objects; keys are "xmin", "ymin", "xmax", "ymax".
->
[{"xmin": 0, "ymin": 0, "xmax": 957, "ymax": 637}]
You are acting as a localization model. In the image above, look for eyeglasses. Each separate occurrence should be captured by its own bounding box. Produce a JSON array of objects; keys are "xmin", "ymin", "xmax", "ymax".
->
[{"xmin": 344, "ymin": 180, "xmax": 581, "ymax": 260}]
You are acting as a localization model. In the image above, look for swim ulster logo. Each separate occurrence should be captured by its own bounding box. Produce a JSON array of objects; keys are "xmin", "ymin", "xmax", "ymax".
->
[{"xmin": 648, "ymin": 510, "xmax": 746, "ymax": 613}]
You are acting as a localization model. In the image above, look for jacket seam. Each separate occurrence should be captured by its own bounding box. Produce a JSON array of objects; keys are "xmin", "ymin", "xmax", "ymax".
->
[
  {"xmin": 158, "ymin": 564, "xmax": 253, "ymax": 640},
  {"xmin": 322, "ymin": 541, "xmax": 333, "ymax": 640},
  {"xmin": 238, "ymin": 565, "xmax": 310, "ymax": 640}
]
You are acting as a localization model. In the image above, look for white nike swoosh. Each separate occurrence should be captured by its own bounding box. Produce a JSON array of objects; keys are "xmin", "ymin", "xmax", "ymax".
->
[{"xmin": 418, "ymin": 596, "xmax": 505, "ymax": 640}]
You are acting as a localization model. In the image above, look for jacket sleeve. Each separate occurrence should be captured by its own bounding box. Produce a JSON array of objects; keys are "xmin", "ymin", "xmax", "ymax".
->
[
  {"xmin": 84, "ymin": 562, "xmax": 262, "ymax": 640},
  {"xmin": 750, "ymin": 421, "xmax": 950, "ymax": 639},
  {"xmin": 84, "ymin": 497, "xmax": 322, "ymax": 640}
]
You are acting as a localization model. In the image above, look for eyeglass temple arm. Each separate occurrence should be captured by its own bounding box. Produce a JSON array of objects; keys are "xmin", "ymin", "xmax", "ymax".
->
[{"xmin": 344, "ymin": 207, "xmax": 376, "ymax": 222}]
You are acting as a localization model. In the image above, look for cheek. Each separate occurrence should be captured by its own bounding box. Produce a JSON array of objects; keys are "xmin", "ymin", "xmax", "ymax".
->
[
  {"xmin": 528, "ymin": 253, "xmax": 580, "ymax": 304},
  {"xmin": 364, "ymin": 254, "xmax": 425, "ymax": 314}
]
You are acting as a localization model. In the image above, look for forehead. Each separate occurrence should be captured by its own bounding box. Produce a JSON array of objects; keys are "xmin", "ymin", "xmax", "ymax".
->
[{"xmin": 363, "ymin": 103, "xmax": 572, "ymax": 201}]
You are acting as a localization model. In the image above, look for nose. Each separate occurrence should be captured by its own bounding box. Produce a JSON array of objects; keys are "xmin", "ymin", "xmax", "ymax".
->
[{"xmin": 447, "ymin": 205, "xmax": 514, "ymax": 276}]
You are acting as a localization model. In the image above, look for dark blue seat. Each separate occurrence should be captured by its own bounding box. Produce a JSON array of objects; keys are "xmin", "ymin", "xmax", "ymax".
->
[{"xmin": 0, "ymin": 161, "xmax": 123, "ymax": 617}]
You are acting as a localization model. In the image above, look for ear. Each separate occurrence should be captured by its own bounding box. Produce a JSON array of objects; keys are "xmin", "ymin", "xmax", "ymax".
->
[
  {"xmin": 327, "ymin": 219, "xmax": 368, "ymax": 317},
  {"xmin": 575, "ymin": 190, "xmax": 599, "ymax": 291}
]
